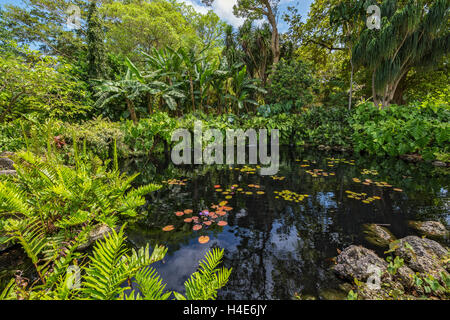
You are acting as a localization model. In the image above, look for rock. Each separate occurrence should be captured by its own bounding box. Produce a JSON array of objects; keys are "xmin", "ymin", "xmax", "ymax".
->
[
  {"xmin": 392, "ymin": 236, "xmax": 449, "ymax": 279},
  {"xmin": 319, "ymin": 288, "xmax": 348, "ymax": 300},
  {"xmin": 408, "ymin": 220, "xmax": 448, "ymax": 238},
  {"xmin": 0, "ymin": 157, "xmax": 14, "ymax": 170},
  {"xmin": 333, "ymin": 244, "xmax": 420, "ymax": 299},
  {"xmin": 432, "ymin": 161, "xmax": 447, "ymax": 167},
  {"xmin": 77, "ymin": 224, "xmax": 117, "ymax": 251},
  {"xmin": 394, "ymin": 265, "xmax": 417, "ymax": 291},
  {"xmin": 318, "ymin": 145, "xmax": 331, "ymax": 151},
  {"xmin": 363, "ymin": 224, "xmax": 396, "ymax": 247},
  {"xmin": 400, "ymin": 153, "xmax": 422, "ymax": 163},
  {"xmin": 333, "ymin": 245, "xmax": 390, "ymax": 283},
  {"xmin": 0, "ymin": 170, "xmax": 17, "ymax": 176},
  {"xmin": 333, "ymin": 236, "xmax": 449, "ymax": 299}
]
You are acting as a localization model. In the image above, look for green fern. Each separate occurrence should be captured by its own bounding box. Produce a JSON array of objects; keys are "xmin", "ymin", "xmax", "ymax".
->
[
  {"xmin": 81, "ymin": 226, "xmax": 166, "ymax": 300},
  {"xmin": 128, "ymin": 267, "xmax": 172, "ymax": 300},
  {"xmin": 176, "ymin": 248, "xmax": 232, "ymax": 300}
]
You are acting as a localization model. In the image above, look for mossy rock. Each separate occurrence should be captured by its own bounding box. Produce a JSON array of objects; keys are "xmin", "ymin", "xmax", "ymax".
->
[
  {"xmin": 363, "ymin": 223, "xmax": 396, "ymax": 248},
  {"xmin": 408, "ymin": 220, "xmax": 449, "ymax": 240},
  {"xmin": 319, "ymin": 288, "xmax": 348, "ymax": 300}
]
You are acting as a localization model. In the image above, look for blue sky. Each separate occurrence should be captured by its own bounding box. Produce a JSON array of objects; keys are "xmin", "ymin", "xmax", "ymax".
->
[
  {"xmin": 0, "ymin": 0, "xmax": 313, "ymax": 32},
  {"xmin": 178, "ymin": 0, "xmax": 313, "ymax": 32}
]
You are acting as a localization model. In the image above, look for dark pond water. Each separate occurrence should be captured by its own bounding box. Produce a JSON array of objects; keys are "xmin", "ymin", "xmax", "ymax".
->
[{"xmin": 122, "ymin": 147, "xmax": 449, "ymax": 300}]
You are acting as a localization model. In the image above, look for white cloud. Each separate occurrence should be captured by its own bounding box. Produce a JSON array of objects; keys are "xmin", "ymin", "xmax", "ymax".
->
[
  {"xmin": 209, "ymin": 0, "xmax": 245, "ymax": 27},
  {"xmin": 178, "ymin": 0, "xmax": 245, "ymax": 27},
  {"xmin": 178, "ymin": 0, "xmax": 311, "ymax": 30}
]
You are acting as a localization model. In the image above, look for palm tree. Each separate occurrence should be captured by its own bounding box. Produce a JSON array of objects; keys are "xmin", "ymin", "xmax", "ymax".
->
[{"xmin": 352, "ymin": 0, "xmax": 450, "ymax": 108}]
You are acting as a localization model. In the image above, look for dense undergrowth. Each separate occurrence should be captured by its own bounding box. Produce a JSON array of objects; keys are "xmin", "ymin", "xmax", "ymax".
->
[
  {"xmin": 0, "ymin": 150, "xmax": 231, "ymax": 300},
  {"xmin": 1, "ymin": 102, "xmax": 448, "ymax": 163}
]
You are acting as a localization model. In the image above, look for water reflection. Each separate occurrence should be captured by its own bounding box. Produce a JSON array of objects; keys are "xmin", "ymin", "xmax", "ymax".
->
[{"xmin": 124, "ymin": 147, "xmax": 449, "ymax": 299}]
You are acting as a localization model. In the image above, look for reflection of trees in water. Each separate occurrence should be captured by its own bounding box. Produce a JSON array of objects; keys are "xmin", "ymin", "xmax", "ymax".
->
[{"xmin": 121, "ymin": 147, "xmax": 448, "ymax": 299}]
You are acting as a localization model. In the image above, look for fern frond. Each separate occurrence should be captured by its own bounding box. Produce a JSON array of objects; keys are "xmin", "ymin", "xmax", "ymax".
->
[
  {"xmin": 181, "ymin": 248, "xmax": 232, "ymax": 300},
  {"xmin": 81, "ymin": 227, "xmax": 130, "ymax": 300},
  {"xmin": 132, "ymin": 267, "xmax": 172, "ymax": 300},
  {"xmin": 0, "ymin": 181, "xmax": 31, "ymax": 216},
  {"xmin": 126, "ymin": 184, "xmax": 162, "ymax": 198}
]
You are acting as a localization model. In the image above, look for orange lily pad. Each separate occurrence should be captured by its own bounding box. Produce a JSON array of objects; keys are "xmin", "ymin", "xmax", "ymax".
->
[
  {"xmin": 184, "ymin": 218, "xmax": 193, "ymax": 223},
  {"xmin": 203, "ymin": 221, "xmax": 212, "ymax": 226},
  {"xmin": 223, "ymin": 206, "xmax": 233, "ymax": 211},
  {"xmin": 193, "ymin": 225, "xmax": 202, "ymax": 231},
  {"xmin": 184, "ymin": 209, "xmax": 193, "ymax": 214},
  {"xmin": 162, "ymin": 225, "xmax": 175, "ymax": 232},
  {"xmin": 175, "ymin": 211, "xmax": 184, "ymax": 216},
  {"xmin": 217, "ymin": 221, "xmax": 228, "ymax": 227},
  {"xmin": 198, "ymin": 236, "xmax": 210, "ymax": 244}
]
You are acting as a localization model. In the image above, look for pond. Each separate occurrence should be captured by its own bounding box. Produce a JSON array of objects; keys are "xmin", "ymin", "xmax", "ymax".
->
[{"xmin": 122, "ymin": 147, "xmax": 449, "ymax": 300}]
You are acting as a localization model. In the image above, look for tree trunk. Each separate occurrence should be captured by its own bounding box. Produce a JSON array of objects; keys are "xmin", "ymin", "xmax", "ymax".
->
[
  {"xmin": 264, "ymin": 1, "xmax": 280, "ymax": 79},
  {"xmin": 372, "ymin": 71, "xmax": 380, "ymax": 108},
  {"xmin": 126, "ymin": 98, "xmax": 138, "ymax": 125},
  {"xmin": 392, "ymin": 73, "xmax": 408, "ymax": 105},
  {"xmin": 147, "ymin": 93, "xmax": 153, "ymax": 115},
  {"xmin": 348, "ymin": 48, "xmax": 354, "ymax": 110},
  {"xmin": 189, "ymin": 75, "xmax": 195, "ymax": 112}
]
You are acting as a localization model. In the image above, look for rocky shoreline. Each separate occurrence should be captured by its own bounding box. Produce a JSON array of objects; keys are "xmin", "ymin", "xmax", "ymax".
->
[{"xmin": 333, "ymin": 221, "xmax": 449, "ymax": 300}]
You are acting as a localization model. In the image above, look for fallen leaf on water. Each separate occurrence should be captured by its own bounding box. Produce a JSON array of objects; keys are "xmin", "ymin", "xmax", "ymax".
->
[
  {"xmin": 217, "ymin": 221, "xmax": 228, "ymax": 227},
  {"xmin": 184, "ymin": 209, "xmax": 193, "ymax": 214},
  {"xmin": 162, "ymin": 225, "xmax": 174, "ymax": 232},
  {"xmin": 198, "ymin": 236, "xmax": 210, "ymax": 244},
  {"xmin": 193, "ymin": 225, "xmax": 202, "ymax": 231},
  {"xmin": 203, "ymin": 221, "xmax": 212, "ymax": 226},
  {"xmin": 184, "ymin": 218, "xmax": 192, "ymax": 223},
  {"xmin": 393, "ymin": 188, "xmax": 403, "ymax": 192},
  {"xmin": 219, "ymin": 201, "xmax": 228, "ymax": 206},
  {"xmin": 214, "ymin": 185, "xmax": 221, "ymax": 188},
  {"xmin": 175, "ymin": 211, "xmax": 184, "ymax": 217},
  {"xmin": 223, "ymin": 206, "xmax": 233, "ymax": 211}
]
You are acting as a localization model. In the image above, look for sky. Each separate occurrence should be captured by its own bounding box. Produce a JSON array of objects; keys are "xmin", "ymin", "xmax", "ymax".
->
[
  {"xmin": 0, "ymin": 0, "xmax": 314, "ymax": 32},
  {"xmin": 178, "ymin": 0, "xmax": 314, "ymax": 31}
]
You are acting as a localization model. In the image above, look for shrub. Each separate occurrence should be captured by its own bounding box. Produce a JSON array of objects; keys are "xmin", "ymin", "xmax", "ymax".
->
[
  {"xmin": 267, "ymin": 59, "xmax": 317, "ymax": 110},
  {"xmin": 350, "ymin": 102, "xmax": 450, "ymax": 160}
]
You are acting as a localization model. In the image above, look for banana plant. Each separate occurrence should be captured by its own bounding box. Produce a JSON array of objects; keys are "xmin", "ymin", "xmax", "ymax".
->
[
  {"xmin": 126, "ymin": 57, "xmax": 185, "ymax": 113},
  {"xmin": 226, "ymin": 65, "xmax": 267, "ymax": 114},
  {"xmin": 93, "ymin": 67, "xmax": 144, "ymax": 124}
]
